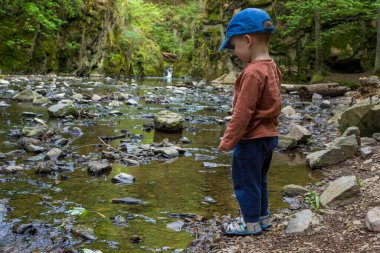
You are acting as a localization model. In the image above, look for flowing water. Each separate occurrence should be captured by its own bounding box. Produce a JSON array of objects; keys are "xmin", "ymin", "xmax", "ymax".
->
[{"xmin": 0, "ymin": 77, "xmax": 321, "ymax": 252}]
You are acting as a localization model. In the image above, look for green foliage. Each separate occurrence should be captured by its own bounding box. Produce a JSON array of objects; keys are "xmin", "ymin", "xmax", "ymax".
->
[
  {"xmin": 356, "ymin": 177, "xmax": 363, "ymax": 188},
  {"xmin": 305, "ymin": 191, "xmax": 321, "ymax": 211}
]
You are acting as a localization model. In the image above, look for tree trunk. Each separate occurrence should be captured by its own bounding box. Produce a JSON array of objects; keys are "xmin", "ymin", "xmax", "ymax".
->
[
  {"xmin": 314, "ymin": 11, "xmax": 323, "ymax": 75},
  {"xmin": 281, "ymin": 83, "xmax": 350, "ymax": 97},
  {"xmin": 375, "ymin": 8, "xmax": 380, "ymax": 74}
]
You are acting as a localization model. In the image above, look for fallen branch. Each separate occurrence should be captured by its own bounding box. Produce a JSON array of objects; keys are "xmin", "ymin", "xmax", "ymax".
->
[
  {"xmin": 281, "ymin": 83, "xmax": 350, "ymax": 97},
  {"xmin": 71, "ymin": 144, "xmax": 101, "ymax": 151},
  {"xmin": 97, "ymin": 136, "xmax": 139, "ymax": 160},
  {"xmin": 98, "ymin": 134, "xmax": 126, "ymax": 141}
]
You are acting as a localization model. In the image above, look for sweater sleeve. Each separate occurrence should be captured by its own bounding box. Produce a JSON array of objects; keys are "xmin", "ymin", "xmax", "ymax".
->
[{"xmin": 219, "ymin": 74, "xmax": 262, "ymax": 151}]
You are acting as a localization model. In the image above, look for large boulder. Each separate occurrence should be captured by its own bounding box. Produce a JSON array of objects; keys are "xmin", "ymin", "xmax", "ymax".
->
[
  {"xmin": 306, "ymin": 134, "xmax": 359, "ymax": 169},
  {"xmin": 12, "ymin": 89, "xmax": 43, "ymax": 102},
  {"xmin": 320, "ymin": 176, "xmax": 361, "ymax": 208},
  {"xmin": 154, "ymin": 110, "xmax": 183, "ymax": 133},
  {"xmin": 338, "ymin": 97, "xmax": 380, "ymax": 137},
  {"xmin": 48, "ymin": 103, "xmax": 78, "ymax": 118}
]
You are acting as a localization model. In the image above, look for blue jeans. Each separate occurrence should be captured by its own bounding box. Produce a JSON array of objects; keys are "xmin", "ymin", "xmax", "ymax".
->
[{"xmin": 232, "ymin": 137, "xmax": 278, "ymax": 223}]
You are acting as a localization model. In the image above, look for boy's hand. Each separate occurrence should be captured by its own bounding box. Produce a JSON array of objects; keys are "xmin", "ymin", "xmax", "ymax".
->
[{"xmin": 218, "ymin": 143, "xmax": 229, "ymax": 152}]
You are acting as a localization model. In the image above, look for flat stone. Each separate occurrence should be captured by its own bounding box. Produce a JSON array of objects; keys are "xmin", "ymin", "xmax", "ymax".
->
[
  {"xmin": 155, "ymin": 147, "xmax": 179, "ymax": 158},
  {"xmin": 195, "ymin": 154, "xmax": 216, "ymax": 161},
  {"xmin": 12, "ymin": 89, "xmax": 42, "ymax": 102},
  {"xmin": 288, "ymin": 123, "xmax": 311, "ymax": 143},
  {"xmin": 112, "ymin": 197, "xmax": 143, "ymax": 205},
  {"xmin": 202, "ymin": 162, "xmax": 229, "ymax": 168},
  {"xmin": 111, "ymin": 173, "xmax": 135, "ymax": 184},
  {"xmin": 320, "ymin": 176, "xmax": 361, "ymax": 208},
  {"xmin": 203, "ymin": 196, "xmax": 217, "ymax": 204},
  {"xmin": 48, "ymin": 103, "xmax": 78, "ymax": 118},
  {"xmin": 87, "ymin": 161, "xmax": 112, "ymax": 175},
  {"xmin": 361, "ymin": 137, "xmax": 377, "ymax": 146},
  {"xmin": 46, "ymin": 148, "xmax": 64, "ymax": 160},
  {"xmin": 166, "ymin": 220, "xmax": 184, "ymax": 231},
  {"xmin": 366, "ymin": 207, "xmax": 380, "ymax": 232},
  {"xmin": 71, "ymin": 225, "xmax": 96, "ymax": 241},
  {"xmin": 281, "ymin": 105, "xmax": 297, "ymax": 117},
  {"xmin": 3, "ymin": 165, "xmax": 24, "ymax": 173},
  {"xmin": 342, "ymin": 126, "xmax": 361, "ymax": 146},
  {"xmin": 283, "ymin": 184, "xmax": 309, "ymax": 197},
  {"xmin": 360, "ymin": 146, "xmax": 373, "ymax": 159},
  {"xmin": 286, "ymin": 209, "xmax": 313, "ymax": 234},
  {"xmin": 26, "ymin": 144, "xmax": 45, "ymax": 153}
]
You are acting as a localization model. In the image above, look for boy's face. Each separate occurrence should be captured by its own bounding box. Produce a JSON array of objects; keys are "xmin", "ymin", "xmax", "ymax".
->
[{"xmin": 230, "ymin": 35, "xmax": 252, "ymax": 63}]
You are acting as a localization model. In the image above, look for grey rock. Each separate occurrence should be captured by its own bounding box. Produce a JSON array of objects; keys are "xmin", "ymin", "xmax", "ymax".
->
[
  {"xmin": 71, "ymin": 225, "xmax": 96, "ymax": 241},
  {"xmin": 283, "ymin": 184, "xmax": 309, "ymax": 197},
  {"xmin": 32, "ymin": 96, "xmax": 50, "ymax": 105},
  {"xmin": 288, "ymin": 123, "xmax": 311, "ymax": 143},
  {"xmin": 35, "ymin": 162, "xmax": 54, "ymax": 174},
  {"xmin": 46, "ymin": 148, "xmax": 64, "ymax": 160},
  {"xmin": 281, "ymin": 105, "xmax": 297, "ymax": 117},
  {"xmin": 372, "ymin": 133, "xmax": 380, "ymax": 141},
  {"xmin": 320, "ymin": 100, "xmax": 331, "ymax": 108},
  {"xmin": 342, "ymin": 126, "xmax": 361, "ymax": 146},
  {"xmin": 312, "ymin": 93, "xmax": 323, "ymax": 105},
  {"xmin": 195, "ymin": 154, "xmax": 216, "ymax": 161},
  {"xmin": 180, "ymin": 137, "xmax": 191, "ymax": 144},
  {"xmin": 286, "ymin": 209, "xmax": 313, "ymax": 234},
  {"xmin": 0, "ymin": 199, "xmax": 9, "ymax": 222},
  {"xmin": 320, "ymin": 176, "xmax": 361, "ymax": 208},
  {"xmin": 22, "ymin": 126, "xmax": 48, "ymax": 138},
  {"xmin": 366, "ymin": 206, "xmax": 380, "ymax": 232},
  {"xmin": 48, "ymin": 103, "xmax": 78, "ymax": 118},
  {"xmin": 306, "ymin": 135, "xmax": 358, "ymax": 169},
  {"xmin": 17, "ymin": 137, "xmax": 42, "ymax": 149},
  {"xmin": 12, "ymin": 89, "xmax": 43, "ymax": 102},
  {"xmin": 155, "ymin": 147, "xmax": 179, "ymax": 158},
  {"xmin": 5, "ymin": 150, "xmax": 26, "ymax": 157},
  {"xmin": 361, "ymin": 137, "xmax": 377, "ymax": 146},
  {"xmin": 26, "ymin": 144, "xmax": 45, "ymax": 153},
  {"xmin": 101, "ymin": 151, "xmax": 117, "ymax": 160},
  {"xmin": 112, "ymin": 173, "xmax": 135, "ymax": 184},
  {"xmin": 283, "ymin": 197, "xmax": 302, "ymax": 210},
  {"xmin": 278, "ymin": 135, "xmax": 297, "ymax": 150},
  {"xmin": 87, "ymin": 161, "xmax": 112, "ymax": 175},
  {"xmin": 204, "ymin": 196, "xmax": 217, "ymax": 204},
  {"xmin": 0, "ymin": 153, "xmax": 5, "ymax": 159},
  {"xmin": 3, "ymin": 165, "xmax": 24, "ymax": 173},
  {"xmin": 112, "ymin": 197, "xmax": 143, "ymax": 205},
  {"xmin": 363, "ymin": 159, "xmax": 373, "ymax": 165},
  {"xmin": 202, "ymin": 162, "xmax": 229, "ymax": 168},
  {"xmin": 360, "ymin": 147, "xmax": 373, "ymax": 159},
  {"xmin": 166, "ymin": 220, "xmax": 184, "ymax": 232},
  {"xmin": 126, "ymin": 99, "xmax": 138, "ymax": 106},
  {"xmin": 154, "ymin": 110, "xmax": 183, "ymax": 133}
]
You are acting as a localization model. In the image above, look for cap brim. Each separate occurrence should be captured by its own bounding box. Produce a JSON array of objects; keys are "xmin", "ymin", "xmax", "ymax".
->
[{"xmin": 218, "ymin": 35, "xmax": 233, "ymax": 51}]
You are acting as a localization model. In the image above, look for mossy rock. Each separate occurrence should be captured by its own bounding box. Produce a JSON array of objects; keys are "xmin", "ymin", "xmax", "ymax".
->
[{"xmin": 154, "ymin": 110, "xmax": 183, "ymax": 133}]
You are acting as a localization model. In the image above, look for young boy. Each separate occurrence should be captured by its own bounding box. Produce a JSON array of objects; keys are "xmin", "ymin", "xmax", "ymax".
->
[{"xmin": 218, "ymin": 8, "xmax": 282, "ymax": 236}]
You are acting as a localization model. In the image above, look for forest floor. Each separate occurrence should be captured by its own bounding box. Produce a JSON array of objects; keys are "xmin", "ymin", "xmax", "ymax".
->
[{"xmin": 187, "ymin": 144, "xmax": 380, "ymax": 253}]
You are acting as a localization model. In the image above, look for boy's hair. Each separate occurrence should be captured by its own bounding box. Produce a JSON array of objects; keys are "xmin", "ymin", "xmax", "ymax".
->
[{"xmin": 252, "ymin": 20, "xmax": 273, "ymax": 44}]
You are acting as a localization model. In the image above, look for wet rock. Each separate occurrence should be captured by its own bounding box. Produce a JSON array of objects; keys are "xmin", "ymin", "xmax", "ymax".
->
[
  {"xmin": 202, "ymin": 162, "xmax": 229, "ymax": 168},
  {"xmin": 195, "ymin": 154, "xmax": 216, "ymax": 161},
  {"xmin": 111, "ymin": 215, "xmax": 128, "ymax": 226},
  {"xmin": 166, "ymin": 220, "xmax": 184, "ymax": 231},
  {"xmin": 342, "ymin": 126, "xmax": 361, "ymax": 146},
  {"xmin": 306, "ymin": 134, "xmax": 358, "ymax": 169},
  {"xmin": 154, "ymin": 110, "xmax": 183, "ymax": 133},
  {"xmin": 320, "ymin": 100, "xmax": 331, "ymax": 108},
  {"xmin": 101, "ymin": 151, "xmax": 117, "ymax": 160},
  {"xmin": 126, "ymin": 99, "xmax": 138, "ymax": 106},
  {"xmin": 46, "ymin": 148, "xmax": 64, "ymax": 160},
  {"xmin": 179, "ymin": 137, "xmax": 191, "ymax": 144},
  {"xmin": 129, "ymin": 235, "xmax": 141, "ymax": 243},
  {"xmin": 71, "ymin": 93, "xmax": 83, "ymax": 101},
  {"xmin": 0, "ymin": 101, "xmax": 9, "ymax": 107},
  {"xmin": 223, "ymin": 116, "xmax": 232, "ymax": 122},
  {"xmin": 12, "ymin": 89, "xmax": 43, "ymax": 102},
  {"xmin": 13, "ymin": 223, "xmax": 38, "ymax": 235},
  {"xmin": 71, "ymin": 225, "xmax": 96, "ymax": 241},
  {"xmin": 26, "ymin": 144, "xmax": 46, "ymax": 153},
  {"xmin": 288, "ymin": 123, "xmax": 311, "ymax": 144},
  {"xmin": 32, "ymin": 96, "xmax": 50, "ymax": 105},
  {"xmin": 70, "ymin": 127, "xmax": 83, "ymax": 136},
  {"xmin": 282, "ymin": 184, "xmax": 309, "ymax": 197},
  {"xmin": 320, "ymin": 176, "xmax": 361, "ymax": 208},
  {"xmin": 17, "ymin": 137, "xmax": 42, "ymax": 149},
  {"xmin": 35, "ymin": 162, "xmax": 54, "ymax": 174},
  {"xmin": 366, "ymin": 207, "xmax": 380, "ymax": 232},
  {"xmin": 111, "ymin": 173, "xmax": 135, "ymax": 184},
  {"xmin": 278, "ymin": 135, "xmax": 297, "ymax": 150},
  {"xmin": 5, "ymin": 150, "xmax": 26, "ymax": 157},
  {"xmin": 88, "ymin": 161, "xmax": 112, "ymax": 175},
  {"xmin": 283, "ymin": 197, "xmax": 302, "ymax": 210},
  {"xmin": 48, "ymin": 103, "xmax": 78, "ymax": 118},
  {"xmin": 109, "ymin": 110, "xmax": 122, "ymax": 116},
  {"xmin": 338, "ymin": 97, "xmax": 380, "ymax": 136},
  {"xmin": 155, "ymin": 147, "xmax": 179, "ymax": 158},
  {"xmin": 92, "ymin": 94, "xmax": 102, "ymax": 101},
  {"xmin": 0, "ymin": 199, "xmax": 9, "ymax": 221},
  {"xmin": 361, "ymin": 137, "xmax": 377, "ymax": 146},
  {"xmin": 360, "ymin": 147, "xmax": 373, "ymax": 159},
  {"xmin": 22, "ymin": 126, "xmax": 48, "ymax": 138},
  {"xmin": 3, "ymin": 165, "xmax": 24, "ymax": 173},
  {"xmin": 112, "ymin": 197, "xmax": 143, "ymax": 205},
  {"xmin": 281, "ymin": 105, "xmax": 297, "ymax": 117},
  {"xmin": 286, "ymin": 209, "xmax": 313, "ymax": 234},
  {"xmin": 372, "ymin": 133, "xmax": 380, "ymax": 141},
  {"xmin": 0, "ymin": 79, "xmax": 10, "ymax": 86},
  {"xmin": 312, "ymin": 93, "xmax": 323, "ymax": 105}
]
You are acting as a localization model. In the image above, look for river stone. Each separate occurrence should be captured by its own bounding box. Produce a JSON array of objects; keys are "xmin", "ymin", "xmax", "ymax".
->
[
  {"xmin": 154, "ymin": 110, "xmax": 183, "ymax": 133},
  {"xmin": 22, "ymin": 126, "xmax": 48, "ymax": 138},
  {"xmin": 0, "ymin": 199, "xmax": 9, "ymax": 222},
  {"xmin": 32, "ymin": 96, "xmax": 50, "ymax": 105},
  {"xmin": 71, "ymin": 93, "xmax": 83, "ymax": 101},
  {"xmin": 126, "ymin": 99, "xmax": 138, "ymax": 106},
  {"xmin": 26, "ymin": 144, "xmax": 45, "ymax": 153},
  {"xmin": 17, "ymin": 137, "xmax": 42, "ymax": 149},
  {"xmin": 6, "ymin": 150, "xmax": 26, "ymax": 157},
  {"xmin": 312, "ymin": 93, "xmax": 323, "ymax": 105},
  {"xmin": 12, "ymin": 89, "xmax": 42, "ymax": 101},
  {"xmin": 166, "ymin": 220, "xmax": 185, "ymax": 232},
  {"xmin": 35, "ymin": 162, "xmax": 54, "ymax": 174},
  {"xmin": 180, "ymin": 137, "xmax": 191, "ymax": 144},
  {"xmin": 48, "ymin": 103, "xmax": 78, "ymax": 118},
  {"xmin": 366, "ymin": 207, "xmax": 380, "ymax": 232},
  {"xmin": 306, "ymin": 135, "xmax": 358, "ymax": 169},
  {"xmin": 92, "ymin": 94, "xmax": 102, "ymax": 101},
  {"xmin": 283, "ymin": 184, "xmax": 309, "ymax": 197},
  {"xmin": 195, "ymin": 154, "xmax": 216, "ymax": 161},
  {"xmin": 360, "ymin": 147, "xmax": 373, "ymax": 159},
  {"xmin": 288, "ymin": 123, "xmax": 311, "ymax": 143},
  {"xmin": 372, "ymin": 133, "xmax": 380, "ymax": 141},
  {"xmin": 112, "ymin": 197, "xmax": 143, "ymax": 205},
  {"xmin": 0, "ymin": 153, "xmax": 5, "ymax": 159},
  {"xmin": 71, "ymin": 225, "xmax": 96, "ymax": 241},
  {"xmin": 3, "ymin": 165, "xmax": 24, "ymax": 173},
  {"xmin": 88, "ymin": 161, "xmax": 112, "ymax": 175},
  {"xmin": 109, "ymin": 101, "xmax": 122, "ymax": 107},
  {"xmin": 320, "ymin": 176, "xmax": 361, "ymax": 208},
  {"xmin": 112, "ymin": 173, "xmax": 135, "ymax": 184},
  {"xmin": 155, "ymin": 147, "xmax": 179, "ymax": 158},
  {"xmin": 338, "ymin": 97, "xmax": 380, "ymax": 137},
  {"xmin": 342, "ymin": 126, "xmax": 361, "ymax": 146},
  {"xmin": 320, "ymin": 100, "xmax": 331, "ymax": 108},
  {"xmin": 286, "ymin": 209, "xmax": 313, "ymax": 234},
  {"xmin": 360, "ymin": 137, "xmax": 377, "ymax": 146},
  {"xmin": 278, "ymin": 135, "xmax": 297, "ymax": 150},
  {"xmin": 101, "ymin": 151, "xmax": 117, "ymax": 160},
  {"xmin": 281, "ymin": 105, "xmax": 297, "ymax": 117},
  {"xmin": 46, "ymin": 148, "xmax": 64, "ymax": 160}
]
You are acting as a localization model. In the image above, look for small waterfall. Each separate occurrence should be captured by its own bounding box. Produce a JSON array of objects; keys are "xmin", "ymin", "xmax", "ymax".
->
[{"xmin": 164, "ymin": 67, "xmax": 173, "ymax": 84}]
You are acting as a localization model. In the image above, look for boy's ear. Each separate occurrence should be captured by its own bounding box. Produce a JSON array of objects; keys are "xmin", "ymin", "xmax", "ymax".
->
[{"xmin": 243, "ymin": 34, "xmax": 253, "ymax": 47}]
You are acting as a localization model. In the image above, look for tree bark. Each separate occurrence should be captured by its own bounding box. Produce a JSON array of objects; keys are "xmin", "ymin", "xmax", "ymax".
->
[
  {"xmin": 375, "ymin": 8, "xmax": 380, "ymax": 74},
  {"xmin": 314, "ymin": 11, "xmax": 323, "ymax": 75}
]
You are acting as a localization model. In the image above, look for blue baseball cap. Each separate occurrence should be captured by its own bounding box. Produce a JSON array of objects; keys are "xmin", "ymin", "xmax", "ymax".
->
[{"xmin": 218, "ymin": 8, "xmax": 275, "ymax": 51}]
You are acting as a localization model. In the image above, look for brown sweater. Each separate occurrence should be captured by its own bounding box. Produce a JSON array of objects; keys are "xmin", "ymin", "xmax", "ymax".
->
[{"xmin": 219, "ymin": 59, "xmax": 282, "ymax": 151}]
